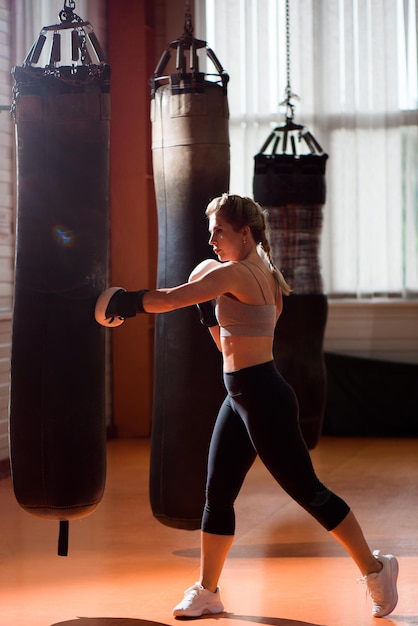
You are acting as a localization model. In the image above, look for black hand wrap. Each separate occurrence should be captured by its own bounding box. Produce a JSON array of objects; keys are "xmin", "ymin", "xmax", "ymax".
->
[
  {"xmin": 196, "ymin": 300, "xmax": 218, "ymax": 327},
  {"xmin": 136, "ymin": 290, "xmax": 149, "ymax": 313},
  {"xmin": 105, "ymin": 289, "xmax": 149, "ymax": 319}
]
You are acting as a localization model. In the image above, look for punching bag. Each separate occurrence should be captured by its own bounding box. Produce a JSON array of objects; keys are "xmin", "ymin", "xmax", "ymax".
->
[
  {"xmin": 253, "ymin": 119, "xmax": 329, "ymax": 449},
  {"xmin": 149, "ymin": 15, "xmax": 230, "ymax": 529},
  {"xmin": 9, "ymin": 5, "xmax": 110, "ymax": 555}
]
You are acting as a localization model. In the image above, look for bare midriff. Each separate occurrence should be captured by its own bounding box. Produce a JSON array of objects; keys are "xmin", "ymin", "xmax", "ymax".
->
[{"xmin": 221, "ymin": 335, "xmax": 274, "ymax": 372}]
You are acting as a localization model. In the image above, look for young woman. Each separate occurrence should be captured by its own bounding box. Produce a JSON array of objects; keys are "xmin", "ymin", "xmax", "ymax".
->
[{"xmin": 95, "ymin": 193, "xmax": 398, "ymax": 619}]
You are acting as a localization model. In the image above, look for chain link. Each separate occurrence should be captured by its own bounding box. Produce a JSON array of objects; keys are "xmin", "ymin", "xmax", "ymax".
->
[
  {"xmin": 281, "ymin": 0, "xmax": 299, "ymax": 121},
  {"xmin": 285, "ymin": 0, "xmax": 291, "ymax": 98},
  {"xmin": 59, "ymin": 0, "xmax": 83, "ymax": 24},
  {"xmin": 183, "ymin": 0, "xmax": 193, "ymax": 38}
]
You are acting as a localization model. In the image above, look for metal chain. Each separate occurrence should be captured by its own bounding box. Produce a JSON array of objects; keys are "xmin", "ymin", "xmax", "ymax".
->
[
  {"xmin": 59, "ymin": 0, "xmax": 82, "ymax": 24},
  {"xmin": 282, "ymin": 0, "xmax": 299, "ymax": 121},
  {"xmin": 285, "ymin": 0, "xmax": 291, "ymax": 100},
  {"xmin": 183, "ymin": 0, "xmax": 193, "ymax": 37}
]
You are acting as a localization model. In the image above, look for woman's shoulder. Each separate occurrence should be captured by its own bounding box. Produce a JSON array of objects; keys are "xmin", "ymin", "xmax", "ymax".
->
[{"xmin": 188, "ymin": 258, "xmax": 222, "ymax": 282}]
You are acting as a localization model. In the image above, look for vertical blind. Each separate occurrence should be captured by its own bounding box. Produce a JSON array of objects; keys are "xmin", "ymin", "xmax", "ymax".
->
[
  {"xmin": 198, "ymin": 0, "xmax": 418, "ymax": 298},
  {"xmin": 0, "ymin": 0, "xmax": 13, "ymax": 462}
]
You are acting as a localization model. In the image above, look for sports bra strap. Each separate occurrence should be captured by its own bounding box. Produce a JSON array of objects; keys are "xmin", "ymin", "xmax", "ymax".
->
[{"xmin": 240, "ymin": 260, "xmax": 274, "ymax": 304}]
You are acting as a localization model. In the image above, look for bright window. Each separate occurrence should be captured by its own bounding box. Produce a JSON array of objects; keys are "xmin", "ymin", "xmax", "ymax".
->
[{"xmin": 197, "ymin": 0, "xmax": 418, "ymax": 298}]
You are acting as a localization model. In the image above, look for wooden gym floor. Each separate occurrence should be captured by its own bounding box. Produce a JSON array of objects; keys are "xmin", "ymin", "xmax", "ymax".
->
[{"xmin": 1, "ymin": 436, "xmax": 417, "ymax": 626}]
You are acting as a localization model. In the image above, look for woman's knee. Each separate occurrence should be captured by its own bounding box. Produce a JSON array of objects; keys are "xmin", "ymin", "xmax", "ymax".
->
[
  {"xmin": 202, "ymin": 497, "xmax": 235, "ymax": 534},
  {"xmin": 303, "ymin": 488, "xmax": 351, "ymax": 531}
]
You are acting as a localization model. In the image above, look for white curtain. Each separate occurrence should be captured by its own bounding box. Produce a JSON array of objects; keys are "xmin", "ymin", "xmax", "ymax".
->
[{"xmin": 197, "ymin": 0, "xmax": 418, "ymax": 298}]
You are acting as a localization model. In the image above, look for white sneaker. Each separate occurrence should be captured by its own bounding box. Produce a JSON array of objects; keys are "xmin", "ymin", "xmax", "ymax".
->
[
  {"xmin": 173, "ymin": 582, "xmax": 224, "ymax": 617},
  {"xmin": 358, "ymin": 550, "xmax": 399, "ymax": 617}
]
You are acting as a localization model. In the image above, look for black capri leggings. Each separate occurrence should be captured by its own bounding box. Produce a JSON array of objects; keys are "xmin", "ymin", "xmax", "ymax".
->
[{"xmin": 201, "ymin": 360, "xmax": 350, "ymax": 535}]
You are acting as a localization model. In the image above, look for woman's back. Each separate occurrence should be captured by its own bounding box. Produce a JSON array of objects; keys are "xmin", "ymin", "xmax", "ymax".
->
[{"xmin": 214, "ymin": 255, "xmax": 282, "ymax": 372}]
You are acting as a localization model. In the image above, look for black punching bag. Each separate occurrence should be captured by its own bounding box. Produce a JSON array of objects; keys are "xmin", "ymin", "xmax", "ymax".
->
[
  {"xmin": 9, "ymin": 7, "xmax": 110, "ymax": 554},
  {"xmin": 149, "ymin": 18, "xmax": 230, "ymax": 529},
  {"xmin": 253, "ymin": 119, "xmax": 329, "ymax": 449}
]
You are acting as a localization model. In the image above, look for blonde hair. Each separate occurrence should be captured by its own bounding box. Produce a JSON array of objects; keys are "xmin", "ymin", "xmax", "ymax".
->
[{"xmin": 206, "ymin": 193, "xmax": 292, "ymax": 295}]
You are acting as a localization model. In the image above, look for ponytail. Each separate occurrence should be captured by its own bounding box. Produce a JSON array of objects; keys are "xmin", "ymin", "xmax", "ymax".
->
[{"xmin": 257, "ymin": 242, "xmax": 292, "ymax": 296}]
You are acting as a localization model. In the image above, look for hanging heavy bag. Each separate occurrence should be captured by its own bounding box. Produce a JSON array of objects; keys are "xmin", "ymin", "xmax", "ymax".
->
[
  {"xmin": 253, "ymin": 120, "xmax": 329, "ymax": 450},
  {"xmin": 252, "ymin": 0, "xmax": 330, "ymax": 450},
  {"xmin": 149, "ymin": 21, "xmax": 230, "ymax": 529},
  {"xmin": 9, "ymin": 8, "xmax": 110, "ymax": 555}
]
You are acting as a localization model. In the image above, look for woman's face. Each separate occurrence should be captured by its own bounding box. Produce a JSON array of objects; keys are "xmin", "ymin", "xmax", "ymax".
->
[{"xmin": 208, "ymin": 212, "xmax": 246, "ymax": 262}]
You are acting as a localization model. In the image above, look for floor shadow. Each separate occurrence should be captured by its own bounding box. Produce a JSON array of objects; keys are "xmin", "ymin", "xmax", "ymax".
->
[
  {"xmin": 51, "ymin": 617, "xmax": 171, "ymax": 626},
  {"xmin": 175, "ymin": 614, "xmax": 325, "ymax": 626},
  {"xmin": 49, "ymin": 614, "xmax": 411, "ymax": 626},
  {"xmin": 223, "ymin": 614, "xmax": 325, "ymax": 626},
  {"xmin": 50, "ymin": 618, "xmax": 323, "ymax": 626},
  {"xmin": 173, "ymin": 541, "xmax": 417, "ymax": 559},
  {"xmin": 223, "ymin": 615, "xmax": 415, "ymax": 626},
  {"xmin": 173, "ymin": 542, "xmax": 345, "ymax": 560}
]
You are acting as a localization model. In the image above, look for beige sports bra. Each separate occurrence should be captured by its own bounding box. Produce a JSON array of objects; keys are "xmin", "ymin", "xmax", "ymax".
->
[{"xmin": 215, "ymin": 260, "xmax": 279, "ymax": 337}]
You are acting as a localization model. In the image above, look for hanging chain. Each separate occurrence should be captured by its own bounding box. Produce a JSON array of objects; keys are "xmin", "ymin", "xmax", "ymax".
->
[
  {"xmin": 281, "ymin": 0, "xmax": 299, "ymax": 122},
  {"xmin": 183, "ymin": 0, "xmax": 193, "ymax": 38},
  {"xmin": 58, "ymin": 0, "xmax": 89, "ymax": 64},
  {"xmin": 285, "ymin": 0, "xmax": 291, "ymax": 103},
  {"xmin": 59, "ymin": 0, "xmax": 83, "ymax": 24}
]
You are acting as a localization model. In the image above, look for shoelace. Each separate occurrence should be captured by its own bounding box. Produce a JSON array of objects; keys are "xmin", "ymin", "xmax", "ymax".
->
[
  {"xmin": 357, "ymin": 573, "xmax": 384, "ymax": 606},
  {"xmin": 357, "ymin": 575, "xmax": 370, "ymax": 586},
  {"xmin": 184, "ymin": 584, "xmax": 203, "ymax": 599}
]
